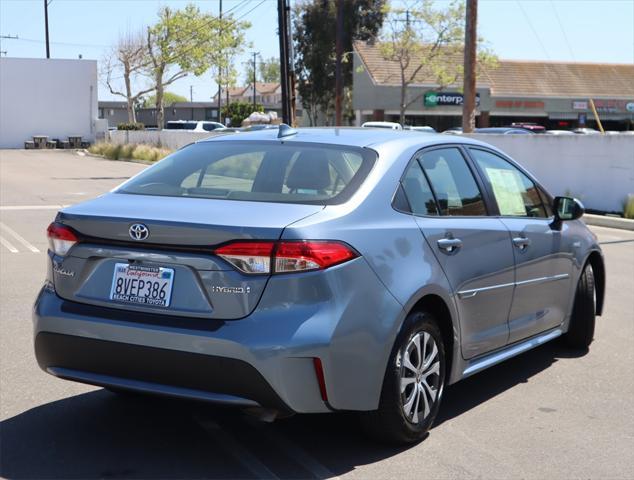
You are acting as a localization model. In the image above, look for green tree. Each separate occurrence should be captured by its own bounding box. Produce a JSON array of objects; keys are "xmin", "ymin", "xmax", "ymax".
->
[
  {"xmin": 293, "ymin": 0, "xmax": 387, "ymax": 125},
  {"xmin": 208, "ymin": 14, "xmax": 250, "ymax": 122},
  {"xmin": 379, "ymin": 1, "xmax": 497, "ymax": 125},
  {"xmin": 143, "ymin": 91, "xmax": 187, "ymax": 107},
  {"xmin": 245, "ymin": 56, "xmax": 281, "ymax": 84},
  {"xmin": 221, "ymin": 101, "xmax": 263, "ymax": 127},
  {"xmin": 146, "ymin": 3, "xmax": 246, "ymax": 128}
]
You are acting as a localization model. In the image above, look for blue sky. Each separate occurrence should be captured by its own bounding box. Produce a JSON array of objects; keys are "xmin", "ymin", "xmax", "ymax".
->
[{"xmin": 1, "ymin": 0, "xmax": 633, "ymax": 102}]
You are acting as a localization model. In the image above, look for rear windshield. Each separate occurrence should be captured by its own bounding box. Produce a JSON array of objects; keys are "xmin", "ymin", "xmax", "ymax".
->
[
  {"xmin": 116, "ymin": 141, "xmax": 376, "ymax": 205},
  {"xmin": 166, "ymin": 122, "xmax": 197, "ymax": 130}
]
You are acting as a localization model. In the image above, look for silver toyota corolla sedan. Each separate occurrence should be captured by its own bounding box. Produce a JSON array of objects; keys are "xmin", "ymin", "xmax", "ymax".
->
[{"xmin": 34, "ymin": 127, "xmax": 605, "ymax": 443}]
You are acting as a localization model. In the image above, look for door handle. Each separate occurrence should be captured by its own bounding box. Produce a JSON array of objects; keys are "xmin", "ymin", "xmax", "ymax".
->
[
  {"xmin": 437, "ymin": 238, "xmax": 463, "ymax": 253},
  {"xmin": 512, "ymin": 237, "xmax": 531, "ymax": 250}
]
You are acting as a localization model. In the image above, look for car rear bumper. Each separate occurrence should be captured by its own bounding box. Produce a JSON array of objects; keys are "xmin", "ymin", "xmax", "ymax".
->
[
  {"xmin": 33, "ymin": 258, "xmax": 405, "ymax": 413},
  {"xmin": 35, "ymin": 331, "xmax": 290, "ymax": 411}
]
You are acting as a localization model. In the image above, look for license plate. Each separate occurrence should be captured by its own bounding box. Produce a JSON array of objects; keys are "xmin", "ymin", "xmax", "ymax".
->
[{"xmin": 109, "ymin": 263, "xmax": 174, "ymax": 308}]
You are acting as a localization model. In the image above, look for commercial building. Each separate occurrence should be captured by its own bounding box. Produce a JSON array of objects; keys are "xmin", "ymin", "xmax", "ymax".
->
[
  {"xmin": 0, "ymin": 57, "xmax": 100, "ymax": 148},
  {"xmin": 353, "ymin": 42, "xmax": 634, "ymax": 131}
]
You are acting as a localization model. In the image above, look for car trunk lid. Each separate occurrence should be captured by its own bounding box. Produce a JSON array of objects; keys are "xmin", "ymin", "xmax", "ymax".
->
[{"xmin": 52, "ymin": 193, "xmax": 323, "ymax": 320}]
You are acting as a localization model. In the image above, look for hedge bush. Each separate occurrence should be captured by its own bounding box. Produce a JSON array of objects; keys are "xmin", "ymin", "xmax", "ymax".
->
[
  {"xmin": 117, "ymin": 122, "xmax": 145, "ymax": 131},
  {"xmin": 88, "ymin": 142, "xmax": 171, "ymax": 162}
]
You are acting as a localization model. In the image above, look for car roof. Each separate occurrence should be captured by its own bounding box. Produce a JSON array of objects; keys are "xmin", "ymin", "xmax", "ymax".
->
[{"xmin": 197, "ymin": 127, "xmax": 490, "ymax": 150}]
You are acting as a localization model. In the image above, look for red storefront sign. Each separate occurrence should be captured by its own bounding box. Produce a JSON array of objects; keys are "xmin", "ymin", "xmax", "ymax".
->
[{"xmin": 495, "ymin": 100, "xmax": 545, "ymax": 109}]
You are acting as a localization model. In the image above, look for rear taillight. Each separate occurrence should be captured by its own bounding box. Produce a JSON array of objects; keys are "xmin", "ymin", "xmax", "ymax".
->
[
  {"xmin": 215, "ymin": 240, "xmax": 358, "ymax": 275},
  {"xmin": 47, "ymin": 223, "xmax": 79, "ymax": 256}
]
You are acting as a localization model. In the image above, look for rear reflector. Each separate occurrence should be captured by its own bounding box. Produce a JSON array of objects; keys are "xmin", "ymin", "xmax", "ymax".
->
[
  {"xmin": 313, "ymin": 358, "xmax": 328, "ymax": 402},
  {"xmin": 47, "ymin": 223, "xmax": 79, "ymax": 256},
  {"xmin": 214, "ymin": 240, "xmax": 358, "ymax": 275}
]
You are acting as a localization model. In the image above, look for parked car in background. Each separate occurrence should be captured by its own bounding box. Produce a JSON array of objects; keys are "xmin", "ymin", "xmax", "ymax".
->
[
  {"xmin": 405, "ymin": 126, "xmax": 436, "ymax": 133},
  {"xmin": 443, "ymin": 127, "xmax": 463, "ymax": 134},
  {"xmin": 573, "ymin": 128, "xmax": 601, "ymax": 135},
  {"xmin": 35, "ymin": 128, "xmax": 604, "ymax": 444},
  {"xmin": 475, "ymin": 127, "xmax": 534, "ymax": 135},
  {"xmin": 165, "ymin": 120, "xmax": 227, "ymax": 132},
  {"xmin": 362, "ymin": 121, "xmax": 402, "ymax": 130},
  {"xmin": 510, "ymin": 122, "xmax": 546, "ymax": 133},
  {"xmin": 545, "ymin": 130, "xmax": 576, "ymax": 135}
]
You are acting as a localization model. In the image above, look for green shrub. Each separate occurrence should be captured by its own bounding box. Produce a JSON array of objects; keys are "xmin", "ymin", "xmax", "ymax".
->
[
  {"xmin": 623, "ymin": 195, "xmax": 634, "ymax": 219},
  {"xmin": 221, "ymin": 101, "xmax": 263, "ymax": 127},
  {"xmin": 88, "ymin": 142, "xmax": 171, "ymax": 162},
  {"xmin": 117, "ymin": 122, "xmax": 145, "ymax": 131}
]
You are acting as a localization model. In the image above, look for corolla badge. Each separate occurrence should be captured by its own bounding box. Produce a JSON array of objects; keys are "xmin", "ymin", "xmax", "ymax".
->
[{"xmin": 129, "ymin": 223, "xmax": 149, "ymax": 241}]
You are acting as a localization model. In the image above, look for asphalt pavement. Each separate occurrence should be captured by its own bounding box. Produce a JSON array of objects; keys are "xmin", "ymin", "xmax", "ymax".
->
[{"xmin": 1, "ymin": 150, "xmax": 633, "ymax": 479}]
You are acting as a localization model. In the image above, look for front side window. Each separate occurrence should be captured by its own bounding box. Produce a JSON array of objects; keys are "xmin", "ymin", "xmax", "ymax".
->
[
  {"xmin": 117, "ymin": 142, "xmax": 375, "ymax": 205},
  {"xmin": 419, "ymin": 148, "xmax": 486, "ymax": 216},
  {"xmin": 470, "ymin": 148, "xmax": 547, "ymax": 218}
]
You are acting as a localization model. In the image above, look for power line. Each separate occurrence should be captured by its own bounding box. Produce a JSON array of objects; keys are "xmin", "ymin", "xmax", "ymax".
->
[
  {"xmin": 550, "ymin": 0, "xmax": 576, "ymax": 62},
  {"xmin": 516, "ymin": 1, "xmax": 551, "ymax": 61},
  {"xmin": 1, "ymin": 36, "xmax": 109, "ymax": 49},
  {"xmin": 108, "ymin": 0, "xmax": 267, "ymax": 82}
]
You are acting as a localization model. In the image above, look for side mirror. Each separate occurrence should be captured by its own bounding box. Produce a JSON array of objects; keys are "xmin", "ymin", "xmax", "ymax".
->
[{"xmin": 553, "ymin": 196, "xmax": 585, "ymax": 222}]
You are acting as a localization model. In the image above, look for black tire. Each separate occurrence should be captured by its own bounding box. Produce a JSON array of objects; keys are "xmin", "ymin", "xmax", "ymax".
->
[
  {"xmin": 360, "ymin": 310, "xmax": 446, "ymax": 444},
  {"xmin": 563, "ymin": 264, "xmax": 596, "ymax": 349}
]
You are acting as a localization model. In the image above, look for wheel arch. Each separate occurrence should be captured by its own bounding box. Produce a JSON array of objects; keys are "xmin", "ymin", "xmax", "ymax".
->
[
  {"xmin": 407, "ymin": 294, "xmax": 456, "ymax": 385},
  {"xmin": 586, "ymin": 250, "xmax": 605, "ymax": 316}
]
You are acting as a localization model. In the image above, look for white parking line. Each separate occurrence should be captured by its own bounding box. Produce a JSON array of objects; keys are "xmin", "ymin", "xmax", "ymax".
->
[
  {"xmin": 196, "ymin": 418, "xmax": 280, "ymax": 479},
  {"xmin": 0, "ymin": 235, "xmax": 19, "ymax": 253},
  {"xmin": 0, "ymin": 204, "xmax": 67, "ymax": 211},
  {"xmin": 0, "ymin": 222, "xmax": 40, "ymax": 253}
]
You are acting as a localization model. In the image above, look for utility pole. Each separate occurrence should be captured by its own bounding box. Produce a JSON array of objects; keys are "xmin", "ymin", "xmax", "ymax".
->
[
  {"xmin": 277, "ymin": 0, "xmax": 292, "ymax": 124},
  {"xmin": 252, "ymin": 52, "xmax": 258, "ymax": 111},
  {"xmin": 462, "ymin": 0, "xmax": 478, "ymax": 133},
  {"xmin": 334, "ymin": 0, "xmax": 344, "ymax": 126},
  {"xmin": 190, "ymin": 85, "xmax": 194, "ymax": 120},
  {"xmin": 216, "ymin": 0, "xmax": 223, "ymax": 124},
  {"xmin": 44, "ymin": 0, "xmax": 51, "ymax": 58}
]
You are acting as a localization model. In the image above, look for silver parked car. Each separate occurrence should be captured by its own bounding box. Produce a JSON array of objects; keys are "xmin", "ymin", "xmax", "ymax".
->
[{"xmin": 34, "ymin": 127, "xmax": 604, "ymax": 444}]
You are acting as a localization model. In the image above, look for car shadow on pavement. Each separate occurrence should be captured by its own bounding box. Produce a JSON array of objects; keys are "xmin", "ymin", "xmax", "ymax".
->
[
  {"xmin": 0, "ymin": 342, "xmax": 586, "ymax": 479},
  {"xmin": 435, "ymin": 341, "xmax": 588, "ymax": 427}
]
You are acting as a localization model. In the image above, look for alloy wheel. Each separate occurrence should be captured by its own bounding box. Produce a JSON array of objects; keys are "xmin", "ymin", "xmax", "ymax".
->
[{"xmin": 398, "ymin": 331, "xmax": 442, "ymax": 424}]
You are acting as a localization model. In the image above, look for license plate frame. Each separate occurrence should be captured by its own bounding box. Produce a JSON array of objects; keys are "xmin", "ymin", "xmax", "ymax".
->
[{"xmin": 109, "ymin": 263, "xmax": 175, "ymax": 308}]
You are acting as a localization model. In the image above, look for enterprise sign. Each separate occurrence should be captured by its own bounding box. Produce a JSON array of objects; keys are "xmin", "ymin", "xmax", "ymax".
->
[{"xmin": 424, "ymin": 92, "xmax": 480, "ymax": 107}]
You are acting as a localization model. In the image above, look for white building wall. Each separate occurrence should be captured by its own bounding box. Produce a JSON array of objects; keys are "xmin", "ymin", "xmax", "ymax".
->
[{"xmin": 0, "ymin": 57, "xmax": 98, "ymax": 148}]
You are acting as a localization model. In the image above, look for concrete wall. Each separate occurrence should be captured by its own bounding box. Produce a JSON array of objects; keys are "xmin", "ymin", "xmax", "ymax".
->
[
  {"xmin": 108, "ymin": 130, "xmax": 222, "ymax": 150},
  {"xmin": 0, "ymin": 57, "xmax": 98, "ymax": 148},
  {"xmin": 469, "ymin": 134, "xmax": 634, "ymax": 213}
]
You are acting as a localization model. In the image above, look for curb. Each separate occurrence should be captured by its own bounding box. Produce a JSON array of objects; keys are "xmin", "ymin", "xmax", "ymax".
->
[{"xmin": 583, "ymin": 214, "xmax": 634, "ymax": 231}]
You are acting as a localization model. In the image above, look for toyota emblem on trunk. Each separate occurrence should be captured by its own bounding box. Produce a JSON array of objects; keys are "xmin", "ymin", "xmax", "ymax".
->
[{"xmin": 129, "ymin": 223, "xmax": 149, "ymax": 241}]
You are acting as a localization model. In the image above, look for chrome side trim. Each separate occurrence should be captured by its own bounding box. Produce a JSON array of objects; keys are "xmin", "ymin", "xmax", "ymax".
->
[
  {"xmin": 48, "ymin": 367, "xmax": 261, "ymax": 407},
  {"xmin": 457, "ymin": 273, "xmax": 570, "ymax": 299},
  {"xmin": 515, "ymin": 273, "xmax": 570, "ymax": 287},
  {"xmin": 457, "ymin": 282, "xmax": 514, "ymax": 299},
  {"xmin": 462, "ymin": 328, "xmax": 562, "ymax": 378}
]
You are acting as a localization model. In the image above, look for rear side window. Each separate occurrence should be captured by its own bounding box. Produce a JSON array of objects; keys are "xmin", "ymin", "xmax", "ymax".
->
[
  {"xmin": 469, "ymin": 148, "xmax": 547, "ymax": 218},
  {"xmin": 117, "ymin": 142, "xmax": 375, "ymax": 205},
  {"xmin": 401, "ymin": 161, "xmax": 438, "ymax": 215},
  {"xmin": 419, "ymin": 148, "xmax": 486, "ymax": 216}
]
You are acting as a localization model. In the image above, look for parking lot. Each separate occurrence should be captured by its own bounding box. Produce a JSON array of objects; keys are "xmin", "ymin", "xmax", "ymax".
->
[{"xmin": 1, "ymin": 149, "xmax": 633, "ymax": 479}]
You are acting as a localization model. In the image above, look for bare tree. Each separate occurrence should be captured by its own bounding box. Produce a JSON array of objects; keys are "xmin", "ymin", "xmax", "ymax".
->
[{"xmin": 102, "ymin": 31, "xmax": 155, "ymax": 123}]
